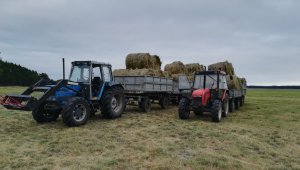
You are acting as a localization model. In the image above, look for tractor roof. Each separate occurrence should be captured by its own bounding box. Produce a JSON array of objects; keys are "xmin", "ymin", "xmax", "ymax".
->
[
  {"xmin": 72, "ymin": 61, "xmax": 111, "ymax": 66},
  {"xmin": 195, "ymin": 70, "xmax": 227, "ymax": 75}
]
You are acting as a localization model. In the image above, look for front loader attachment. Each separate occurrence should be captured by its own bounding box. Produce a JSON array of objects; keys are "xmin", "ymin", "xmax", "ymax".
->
[{"xmin": 0, "ymin": 79, "xmax": 67, "ymax": 111}]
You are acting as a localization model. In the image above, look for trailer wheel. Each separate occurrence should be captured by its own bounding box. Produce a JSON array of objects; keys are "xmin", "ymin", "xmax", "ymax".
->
[
  {"xmin": 212, "ymin": 100, "xmax": 222, "ymax": 122},
  {"xmin": 100, "ymin": 86, "xmax": 125, "ymax": 119},
  {"xmin": 239, "ymin": 97, "xmax": 243, "ymax": 107},
  {"xmin": 159, "ymin": 96, "xmax": 169, "ymax": 109},
  {"xmin": 62, "ymin": 97, "xmax": 90, "ymax": 127},
  {"xmin": 140, "ymin": 97, "xmax": 151, "ymax": 112},
  {"xmin": 222, "ymin": 96, "xmax": 229, "ymax": 117},
  {"xmin": 234, "ymin": 98, "xmax": 240, "ymax": 110},
  {"xmin": 229, "ymin": 99, "xmax": 235, "ymax": 112},
  {"xmin": 178, "ymin": 98, "xmax": 191, "ymax": 119},
  {"xmin": 32, "ymin": 103, "xmax": 59, "ymax": 123}
]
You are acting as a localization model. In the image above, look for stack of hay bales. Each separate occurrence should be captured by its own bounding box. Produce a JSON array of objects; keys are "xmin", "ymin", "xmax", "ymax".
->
[
  {"xmin": 125, "ymin": 53, "xmax": 162, "ymax": 70},
  {"xmin": 185, "ymin": 63, "xmax": 205, "ymax": 81},
  {"xmin": 208, "ymin": 61, "xmax": 245, "ymax": 90},
  {"xmin": 208, "ymin": 60, "xmax": 235, "ymax": 75},
  {"xmin": 164, "ymin": 62, "xmax": 204, "ymax": 81},
  {"xmin": 113, "ymin": 53, "xmax": 164, "ymax": 77}
]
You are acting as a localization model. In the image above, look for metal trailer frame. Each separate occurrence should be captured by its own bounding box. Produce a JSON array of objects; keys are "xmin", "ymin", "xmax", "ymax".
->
[{"xmin": 114, "ymin": 76, "xmax": 180, "ymax": 112}]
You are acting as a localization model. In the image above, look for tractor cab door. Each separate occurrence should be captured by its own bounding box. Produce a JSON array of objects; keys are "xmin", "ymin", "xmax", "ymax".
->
[
  {"xmin": 178, "ymin": 75, "xmax": 192, "ymax": 98},
  {"xmin": 91, "ymin": 65, "xmax": 103, "ymax": 99}
]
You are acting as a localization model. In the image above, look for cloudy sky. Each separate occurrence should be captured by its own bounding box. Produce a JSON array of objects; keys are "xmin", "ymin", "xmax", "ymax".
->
[{"xmin": 0, "ymin": 0, "xmax": 299, "ymax": 85}]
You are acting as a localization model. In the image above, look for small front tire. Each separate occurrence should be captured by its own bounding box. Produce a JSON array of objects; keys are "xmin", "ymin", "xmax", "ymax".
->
[
  {"xmin": 62, "ymin": 97, "xmax": 90, "ymax": 127},
  {"xmin": 178, "ymin": 98, "xmax": 191, "ymax": 119}
]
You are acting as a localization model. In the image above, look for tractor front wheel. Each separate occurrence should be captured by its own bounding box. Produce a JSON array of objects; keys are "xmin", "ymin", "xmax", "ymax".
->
[
  {"xmin": 178, "ymin": 98, "xmax": 191, "ymax": 119},
  {"xmin": 211, "ymin": 100, "xmax": 222, "ymax": 122},
  {"xmin": 62, "ymin": 97, "xmax": 90, "ymax": 127},
  {"xmin": 32, "ymin": 103, "xmax": 59, "ymax": 123},
  {"xmin": 100, "ymin": 86, "xmax": 125, "ymax": 118}
]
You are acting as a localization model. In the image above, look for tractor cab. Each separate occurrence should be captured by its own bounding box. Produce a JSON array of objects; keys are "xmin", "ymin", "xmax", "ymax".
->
[
  {"xmin": 192, "ymin": 71, "xmax": 228, "ymax": 100},
  {"xmin": 67, "ymin": 61, "xmax": 113, "ymax": 100}
]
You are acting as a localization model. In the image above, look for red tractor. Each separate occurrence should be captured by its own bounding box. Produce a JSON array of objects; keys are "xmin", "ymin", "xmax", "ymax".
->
[{"xmin": 178, "ymin": 70, "xmax": 230, "ymax": 122}]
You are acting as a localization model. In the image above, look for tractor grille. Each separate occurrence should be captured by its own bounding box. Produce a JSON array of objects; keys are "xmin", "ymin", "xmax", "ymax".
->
[{"xmin": 193, "ymin": 97, "xmax": 202, "ymax": 108}]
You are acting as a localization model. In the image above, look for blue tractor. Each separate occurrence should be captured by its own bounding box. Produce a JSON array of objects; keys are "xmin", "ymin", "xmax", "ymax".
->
[{"xmin": 0, "ymin": 61, "xmax": 126, "ymax": 127}]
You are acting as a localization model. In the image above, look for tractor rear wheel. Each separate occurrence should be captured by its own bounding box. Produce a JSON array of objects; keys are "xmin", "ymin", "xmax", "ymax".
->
[
  {"xmin": 62, "ymin": 97, "xmax": 90, "ymax": 127},
  {"xmin": 32, "ymin": 102, "xmax": 59, "ymax": 123},
  {"xmin": 100, "ymin": 86, "xmax": 125, "ymax": 119},
  {"xmin": 211, "ymin": 100, "xmax": 222, "ymax": 122},
  {"xmin": 222, "ymin": 96, "xmax": 229, "ymax": 117},
  {"xmin": 159, "ymin": 96, "xmax": 169, "ymax": 109},
  {"xmin": 178, "ymin": 98, "xmax": 191, "ymax": 119}
]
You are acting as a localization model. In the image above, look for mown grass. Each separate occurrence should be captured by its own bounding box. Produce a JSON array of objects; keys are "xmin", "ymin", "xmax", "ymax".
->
[{"xmin": 0, "ymin": 87, "xmax": 299, "ymax": 169}]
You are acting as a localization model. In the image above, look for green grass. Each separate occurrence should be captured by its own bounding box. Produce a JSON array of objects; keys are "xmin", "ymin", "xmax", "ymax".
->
[{"xmin": 0, "ymin": 87, "xmax": 299, "ymax": 169}]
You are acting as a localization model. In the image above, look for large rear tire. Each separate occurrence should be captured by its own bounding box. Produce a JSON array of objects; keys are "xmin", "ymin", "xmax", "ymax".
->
[
  {"xmin": 100, "ymin": 86, "xmax": 125, "ymax": 119},
  {"xmin": 32, "ymin": 103, "xmax": 59, "ymax": 123},
  {"xmin": 62, "ymin": 97, "xmax": 90, "ymax": 127},
  {"xmin": 222, "ymin": 95, "xmax": 229, "ymax": 117},
  {"xmin": 212, "ymin": 100, "xmax": 222, "ymax": 122},
  {"xmin": 178, "ymin": 98, "xmax": 191, "ymax": 119}
]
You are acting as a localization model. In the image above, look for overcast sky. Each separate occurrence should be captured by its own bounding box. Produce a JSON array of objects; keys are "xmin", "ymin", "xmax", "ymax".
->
[{"xmin": 0, "ymin": 0, "xmax": 299, "ymax": 85}]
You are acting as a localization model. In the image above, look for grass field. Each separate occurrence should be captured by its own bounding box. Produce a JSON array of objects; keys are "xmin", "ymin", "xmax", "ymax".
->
[{"xmin": 0, "ymin": 87, "xmax": 299, "ymax": 169}]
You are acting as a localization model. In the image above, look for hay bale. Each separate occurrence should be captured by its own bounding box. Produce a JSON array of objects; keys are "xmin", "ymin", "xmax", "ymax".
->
[
  {"xmin": 164, "ymin": 61, "xmax": 186, "ymax": 75},
  {"xmin": 113, "ymin": 69, "xmax": 164, "ymax": 77},
  {"xmin": 208, "ymin": 61, "xmax": 235, "ymax": 75},
  {"xmin": 170, "ymin": 74, "xmax": 186, "ymax": 81},
  {"xmin": 185, "ymin": 63, "xmax": 204, "ymax": 75},
  {"xmin": 226, "ymin": 75, "xmax": 242, "ymax": 90},
  {"xmin": 125, "ymin": 53, "xmax": 162, "ymax": 70}
]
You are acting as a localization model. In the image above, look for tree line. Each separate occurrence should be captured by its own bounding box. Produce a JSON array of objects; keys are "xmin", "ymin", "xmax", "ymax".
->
[{"xmin": 0, "ymin": 59, "xmax": 50, "ymax": 86}]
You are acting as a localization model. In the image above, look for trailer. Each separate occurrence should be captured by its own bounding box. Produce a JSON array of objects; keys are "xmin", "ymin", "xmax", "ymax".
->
[
  {"xmin": 114, "ymin": 76, "xmax": 180, "ymax": 112},
  {"xmin": 228, "ymin": 80, "xmax": 247, "ymax": 112}
]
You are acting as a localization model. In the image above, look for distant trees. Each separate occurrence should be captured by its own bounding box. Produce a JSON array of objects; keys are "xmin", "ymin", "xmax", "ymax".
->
[{"xmin": 0, "ymin": 60, "xmax": 50, "ymax": 86}]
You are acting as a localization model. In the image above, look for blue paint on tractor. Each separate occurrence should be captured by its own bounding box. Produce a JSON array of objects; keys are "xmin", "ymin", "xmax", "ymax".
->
[
  {"xmin": 55, "ymin": 85, "xmax": 81, "ymax": 97},
  {"xmin": 98, "ymin": 85, "xmax": 105, "ymax": 100}
]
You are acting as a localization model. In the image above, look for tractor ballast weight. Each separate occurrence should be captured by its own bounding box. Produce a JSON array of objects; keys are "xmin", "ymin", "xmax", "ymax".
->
[{"xmin": 0, "ymin": 61, "xmax": 126, "ymax": 127}]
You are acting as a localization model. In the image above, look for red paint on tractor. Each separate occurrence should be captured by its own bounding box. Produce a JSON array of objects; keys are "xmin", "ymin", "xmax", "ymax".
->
[{"xmin": 192, "ymin": 88, "xmax": 211, "ymax": 106}]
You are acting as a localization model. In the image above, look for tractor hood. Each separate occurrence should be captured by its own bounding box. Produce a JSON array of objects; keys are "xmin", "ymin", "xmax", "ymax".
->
[
  {"xmin": 192, "ymin": 88, "xmax": 210, "ymax": 98},
  {"xmin": 55, "ymin": 85, "xmax": 82, "ymax": 97}
]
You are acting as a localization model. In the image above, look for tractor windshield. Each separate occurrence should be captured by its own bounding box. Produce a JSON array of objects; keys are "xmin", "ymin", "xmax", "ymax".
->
[
  {"xmin": 194, "ymin": 74, "xmax": 227, "ymax": 89},
  {"xmin": 194, "ymin": 74, "xmax": 218, "ymax": 89},
  {"xmin": 69, "ymin": 65, "xmax": 90, "ymax": 83}
]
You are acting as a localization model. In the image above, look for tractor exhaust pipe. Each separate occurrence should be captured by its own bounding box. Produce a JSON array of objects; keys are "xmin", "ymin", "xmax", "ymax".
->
[{"xmin": 62, "ymin": 58, "xmax": 65, "ymax": 80}]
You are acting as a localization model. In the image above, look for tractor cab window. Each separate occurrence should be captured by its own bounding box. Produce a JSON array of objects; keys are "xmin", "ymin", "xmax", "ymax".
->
[
  {"xmin": 69, "ymin": 65, "xmax": 90, "ymax": 83},
  {"xmin": 194, "ymin": 74, "xmax": 218, "ymax": 89},
  {"xmin": 102, "ymin": 66, "xmax": 112, "ymax": 82},
  {"xmin": 194, "ymin": 74, "xmax": 228, "ymax": 89}
]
